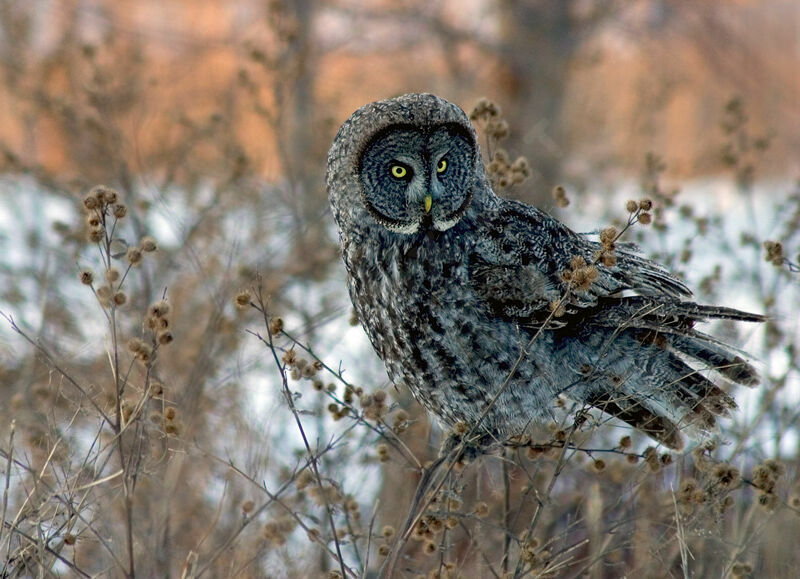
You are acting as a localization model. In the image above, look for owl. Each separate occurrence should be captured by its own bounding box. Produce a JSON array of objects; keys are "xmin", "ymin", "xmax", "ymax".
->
[{"xmin": 326, "ymin": 93, "xmax": 763, "ymax": 451}]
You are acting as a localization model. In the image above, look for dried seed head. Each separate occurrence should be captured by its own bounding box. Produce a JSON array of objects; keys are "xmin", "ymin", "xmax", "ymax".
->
[
  {"xmin": 600, "ymin": 252, "xmax": 617, "ymax": 267},
  {"xmin": 127, "ymin": 337, "xmax": 145, "ymax": 352},
  {"xmin": 136, "ymin": 343, "xmax": 154, "ymax": 363},
  {"xmin": 242, "ymin": 499, "xmax": 255, "ymax": 514},
  {"xmin": 625, "ymin": 200, "xmax": 639, "ymax": 213},
  {"xmin": 381, "ymin": 525, "xmax": 396, "ymax": 539},
  {"xmin": 469, "ymin": 97, "xmax": 501, "ymax": 121},
  {"xmin": 83, "ymin": 195, "xmax": 99, "ymax": 210},
  {"xmin": 263, "ymin": 516, "xmax": 296, "ymax": 546},
  {"xmin": 757, "ymin": 491, "xmax": 778, "ymax": 512},
  {"xmin": 269, "ymin": 317, "xmax": 284, "ymax": 334},
  {"xmin": 296, "ymin": 469, "xmax": 314, "ymax": 490},
  {"xmin": 763, "ymin": 240, "xmax": 784, "ymax": 263},
  {"xmin": 234, "ymin": 290, "xmax": 251, "ymax": 309},
  {"xmin": 157, "ymin": 331, "xmax": 173, "ymax": 345},
  {"xmin": 552, "ymin": 185, "xmax": 570, "ymax": 208},
  {"xmin": 512, "ymin": 157, "xmax": 529, "ymax": 173},
  {"xmin": 347, "ymin": 498, "xmax": 361, "ymax": 518},
  {"xmin": 140, "ymin": 236, "xmax": 157, "ymax": 252},
  {"xmin": 600, "ymin": 226, "xmax": 618, "ymax": 245},
  {"xmin": 309, "ymin": 483, "xmax": 343, "ymax": 506},
  {"xmin": 549, "ymin": 300, "xmax": 566, "ymax": 317},
  {"xmin": 638, "ymin": 212, "xmax": 652, "ymax": 225},
  {"xmin": 392, "ymin": 412, "xmax": 409, "ymax": 433},
  {"xmin": 148, "ymin": 300, "xmax": 170, "ymax": 318},
  {"xmin": 474, "ymin": 501, "xmax": 489, "ymax": 518},
  {"xmin": 643, "ymin": 446, "xmax": 660, "ymax": 472},
  {"xmin": 639, "ymin": 198, "xmax": 653, "ymax": 211},
  {"xmin": 764, "ymin": 458, "xmax": 785, "ymax": 476},
  {"xmin": 112, "ymin": 204, "xmax": 127, "ymax": 219},
  {"xmin": 282, "ymin": 349, "xmax": 297, "ymax": 366},
  {"xmin": 96, "ymin": 285, "xmax": 112, "ymax": 300},
  {"xmin": 569, "ymin": 256, "xmax": 587, "ymax": 270},
  {"xmin": 428, "ymin": 517, "xmax": 444, "ymax": 533},
  {"xmin": 87, "ymin": 227, "xmax": 104, "ymax": 243},
  {"xmin": 712, "ymin": 464, "xmax": 741, "ymax": 489},
  {"xmin": 488, "ymin": 119, "xmax": 510, "ymax": 140},
  {"xmin": 93, "ymin": 185, "xmax": 118, "ymax": 205},
  {"xmin": 105, "ymin": 268, "xmax": 120, "ymax": 282},
  {"xmin": 79, "ymin": 269, "xmax": 94, "ymax": 285},
  {"xmin": 126, "ymin": 247, "xmax": 143, "ymax": 266},
  {"xmin": 112, "ymin": 291, "xmax": 127, "ymax": 306}
]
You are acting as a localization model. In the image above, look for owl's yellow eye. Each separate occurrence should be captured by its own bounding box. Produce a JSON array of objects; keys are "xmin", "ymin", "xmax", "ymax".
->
[
  {"xmin": 391, "ymin": 165, "xmax": 407, "ymax": 179},
  {"xmin": 436, "ymin": 158, "xmax": 448, "ymax": 173}
]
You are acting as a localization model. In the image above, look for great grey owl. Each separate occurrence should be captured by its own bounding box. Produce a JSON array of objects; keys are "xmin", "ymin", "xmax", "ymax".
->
[{"xmin": 326, "ymin": 93, "xmax": 762, "ymax": 451}]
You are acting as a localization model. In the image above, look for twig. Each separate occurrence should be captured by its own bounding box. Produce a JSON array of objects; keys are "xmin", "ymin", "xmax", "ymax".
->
[
  {"xmin": 361, "ymin": 500, "xmax": 379, "ymax": 579},
  {"xmin": 1, "ymin": 522, "xmax": 92, "ymax": 578},
  {"xmin": 251, "ymin": 283, "xmax": 354, "ymax": 579},
  {"xmin": 0, "ymin": 312, "xmax": 112, "ymax": 424},
  {"xmin": 512, "ymin": 420, "xmax": 580, "ymax": 578},
  {"xmin": 279, "ymin": 328, "xmax": 422, "ymax": 471},
  {"xmin": 0, "ymin": 421, "xmax": 15, "ymax": 569}
]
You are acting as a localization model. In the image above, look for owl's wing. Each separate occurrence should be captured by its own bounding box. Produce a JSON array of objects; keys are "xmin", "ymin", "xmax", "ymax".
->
[
  {"xmin": 469, "ymin": 198, "xmax": 692, "ymax": 328},
  {"xmin": 469, "ymin": 198, "xmax": 763, "ymax": 449}
]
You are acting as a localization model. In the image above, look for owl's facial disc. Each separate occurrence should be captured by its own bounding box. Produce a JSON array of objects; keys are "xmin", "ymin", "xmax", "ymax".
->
[{"xmin": 359, "ymin": 124, "xmax": 476, "ymax": 235}]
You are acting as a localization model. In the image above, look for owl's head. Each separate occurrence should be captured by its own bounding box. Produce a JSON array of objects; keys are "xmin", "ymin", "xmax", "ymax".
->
[{"xmin": 328, "ymin": 93, "xmax": 490, "ymax": 236}]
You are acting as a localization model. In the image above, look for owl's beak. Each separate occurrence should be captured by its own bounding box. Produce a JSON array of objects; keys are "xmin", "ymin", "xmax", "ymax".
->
[{"xmin": 424, "ymin": 195, "xmax": 432, "ymax": 213}]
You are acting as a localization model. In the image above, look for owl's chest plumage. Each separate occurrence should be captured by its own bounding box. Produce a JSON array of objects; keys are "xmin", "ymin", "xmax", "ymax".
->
[{"xmin": 341, "ymin": 225, "xmax": 549, "ymax": 433}]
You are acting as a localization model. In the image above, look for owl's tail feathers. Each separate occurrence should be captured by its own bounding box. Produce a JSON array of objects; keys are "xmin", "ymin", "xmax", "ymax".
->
[
  {"xmin": 584, "ymin": 300, "xmax": 764, "ymax": 450},
  {"xmin": 588, "ymin": 390, "xmax": 685, "ymax": 450},
  {"xmin": 670, "ymin": 333, "xmax": 761, "ymax": 386},
  {"xmin": 595, "ymin": 297, "xmax": 764, "ymax": 385},
  {"xmin": 585, "ymin": 352, "xmax": 745, "ymax": 451}
]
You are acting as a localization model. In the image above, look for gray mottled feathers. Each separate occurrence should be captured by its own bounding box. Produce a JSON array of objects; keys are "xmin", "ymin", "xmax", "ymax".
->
[{"xmin": 326, "ymin": 93, "xmax": 764, "ymax": 451}]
